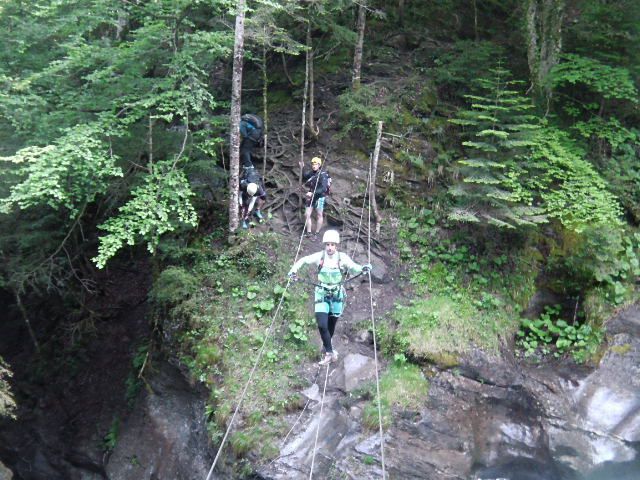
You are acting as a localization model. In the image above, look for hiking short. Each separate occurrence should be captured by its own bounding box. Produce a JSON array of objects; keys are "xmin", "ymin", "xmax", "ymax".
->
[
  {"xmin": 314, "ymin": 285, "xmax": 345, "ymax": 316},
  {"xmin": 307, "ymin": 196, "xmax": 325, "ymax": 211}
]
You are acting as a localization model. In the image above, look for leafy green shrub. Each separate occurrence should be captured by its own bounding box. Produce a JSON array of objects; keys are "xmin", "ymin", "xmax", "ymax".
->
[
  {"xmin": 517, "ymin": 305, "xmax": 603, "ymax": 363},
  {"xmin": 550, "ymin": 54, "xmax": 638, "ymax": 104},
  {"xmin": 336, "ymin": 85, "xmax": 403, "ymax": 141},
  {"xmin": 605, "ymin": 142, "xmax": 640, "ymax": 223},
  {"xmin": 94, "ymin": 163, "xmax": 198, "ymax": 269},
  {"xmin": 150, "ymin": 266, "xmax": 200, "ymax": 307},
  {"xmin": 558, "ymin": 226, "xmax": 640, "ymax": 304},
  {"xmin": 431, "ymin": 41, "xmax": 504, "ymax": 100},
  {"xmin": 531, "ymin": 127, "xmax": 623, "ymax": 230},
  {"xmin": 230, "ymin": 431, "xmax": 255, "ymax": 457}
]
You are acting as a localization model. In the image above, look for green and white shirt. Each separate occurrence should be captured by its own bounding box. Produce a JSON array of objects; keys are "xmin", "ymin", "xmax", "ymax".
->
[{"xmin": 290, "ymin": 250, "xmax": 363, "ymax": 285}]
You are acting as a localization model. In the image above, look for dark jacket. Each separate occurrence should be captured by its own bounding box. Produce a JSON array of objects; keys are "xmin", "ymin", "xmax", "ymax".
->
[{"xmin": 303, "ymin": 170, "xmax": 329, "ymax": 198}]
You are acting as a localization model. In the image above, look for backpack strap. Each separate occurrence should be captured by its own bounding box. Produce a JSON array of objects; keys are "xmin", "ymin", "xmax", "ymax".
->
[
  {"xmin": 317, "ymin": 250, "xmax": 325, "ymax": 274},
  {"xmin": 317, "ymin": 251, "xmax": 342, "ymax": 274}
]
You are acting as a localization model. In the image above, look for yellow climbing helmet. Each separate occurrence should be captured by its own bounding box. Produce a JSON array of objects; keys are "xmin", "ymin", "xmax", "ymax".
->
[{"xmin": 311, "ymin": 156, "xmax": 322, "ymax": 166}]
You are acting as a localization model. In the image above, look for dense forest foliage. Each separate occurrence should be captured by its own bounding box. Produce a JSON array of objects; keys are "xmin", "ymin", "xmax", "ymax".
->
[{"xmin": 1, "ymin": 0, "xmax": 639, "ymax": 457}]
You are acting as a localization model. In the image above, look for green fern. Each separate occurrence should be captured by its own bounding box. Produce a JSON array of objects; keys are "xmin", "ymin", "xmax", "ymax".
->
[{"xmin": 448, "ymin": 66, "xmax": 545, "ymax": 228}]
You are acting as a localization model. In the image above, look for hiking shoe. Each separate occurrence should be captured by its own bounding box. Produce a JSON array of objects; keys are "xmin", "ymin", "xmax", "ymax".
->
[
  {"xmin": 318, "ymin": 353, "xmax": 333, "ymax": 366},
  {"xmin": 254, "ymin": 210, "xmax": 264, "ymax": 220},
  {"xmin": 242, "ymin": 220, "xmax": 249, "ymax": 229}
]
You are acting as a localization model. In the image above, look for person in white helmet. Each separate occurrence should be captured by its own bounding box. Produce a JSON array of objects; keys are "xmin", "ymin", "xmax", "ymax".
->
[
  {"xmin": 239, "ymin": 166, "xmax": 266, "ymax": 229},
  {"xmin": 288, "ymin": 230, "xmax": 372, "ymax": 366}
]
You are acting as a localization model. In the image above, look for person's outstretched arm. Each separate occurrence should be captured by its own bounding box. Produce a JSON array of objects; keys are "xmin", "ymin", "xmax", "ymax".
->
[{"xmin": 288, "ymin": 251, "xmax": 323, "ymax": 276}]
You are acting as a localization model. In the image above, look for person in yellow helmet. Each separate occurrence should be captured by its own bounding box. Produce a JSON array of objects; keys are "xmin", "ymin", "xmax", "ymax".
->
[
  {"xmin": 302, "ymin": 156, "xmax": 330, "ymax": 240},
  {"xmin": 288, "ymin": 230, "xmax": 371, "ymax": 366}
]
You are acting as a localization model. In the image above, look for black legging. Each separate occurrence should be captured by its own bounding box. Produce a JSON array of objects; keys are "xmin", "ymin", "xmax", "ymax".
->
[
  {"xmin": 240, "ymin": 138, "xmax": 257, "ymax": 168},
  {"xmin": 316, "ymin": 312, "xmax": 339, "ymax": 353}
]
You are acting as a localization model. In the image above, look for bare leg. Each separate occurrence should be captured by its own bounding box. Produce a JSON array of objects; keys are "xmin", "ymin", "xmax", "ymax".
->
[
  {"xmin": 304, "ymin": 206, "xmax": 313, "ymax": 233},
  {"xmin": 315, "ymin": 209, "xmax": 324, "ymax": 234}
]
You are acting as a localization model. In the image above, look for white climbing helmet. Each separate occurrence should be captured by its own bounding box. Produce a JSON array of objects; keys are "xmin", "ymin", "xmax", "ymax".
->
[
  {"xmin": 322, "ymin": 230, "xmax": 340, "ymax": 244},
  {"xmin": 247, "ymin": 183, "xmax": 258, "ymax": 196}
]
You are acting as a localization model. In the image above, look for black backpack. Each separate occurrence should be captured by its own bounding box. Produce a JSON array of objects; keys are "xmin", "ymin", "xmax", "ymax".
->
[
  {"xmin": 241, "ymin": 114, "xmax": 264, "ymax": 142},
  {"xmin": 241, "ymin": 166, "xmax": 261, "ymax": 186},
  {"xmin": 322, "ymin": 171, "xmax": 332, "ymax": 195}
]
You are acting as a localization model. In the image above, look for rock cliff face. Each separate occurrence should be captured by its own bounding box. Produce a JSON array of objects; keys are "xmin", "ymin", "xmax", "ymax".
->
[
  {"xmin": 2, "ymin": 304, "xmax": 639, "ymax": 480},
  {"xmin": 257, "ymin": 304, "xmax": 640, "ymax": 480},
  {"xmin": 105, "ymin": 362, "xmax": 214, "ymax": 480}
]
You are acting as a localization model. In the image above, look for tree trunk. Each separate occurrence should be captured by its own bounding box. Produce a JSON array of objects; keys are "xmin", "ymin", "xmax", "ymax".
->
[
  {"xmin": 228, "ymin": 0, "xmax": 246, "ymax": 234},
  {"xmin": 526, "ymin": 0, "xmax": 564, "ymax": 108},
  {"xmin": 370, "ymin": 121, "xmax": 383, "ymax": 236},
  {"xmin": 473, "ymin": 0, "xmax": 479, "ymax": 42},
  {"xmin": 352, "ymin": 3, "xmax": 366, "ymax": 89},
  {"xmin": 15, "ymin": 291, "xmax": 40, "ymax": 353},
  {"xmin": 298, "ymin": 22, "xmax": 310, "ymax": 209},
  {"xmin": 307, "ymin": 26, "xmax": 316, "ymax": 136},
  {"xmin": 398, "ymin": 0, "xmax": 404, "ymax": 26}
]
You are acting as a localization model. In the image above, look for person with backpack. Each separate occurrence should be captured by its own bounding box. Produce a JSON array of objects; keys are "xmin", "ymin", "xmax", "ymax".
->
[
  {"xmin": 239, "ymin": 114, "xmax": 264, "ymax": 169},
  {"xmin": 287, "ymin": 230, "xmax": 372, "ymax": 366},
  {"xmin": 239, "ymin": 166, "xmax": 266, "ymax": 229},
  {"xmin": 302, "ymin": 156, "xmax": 331, "ymax": 240}
]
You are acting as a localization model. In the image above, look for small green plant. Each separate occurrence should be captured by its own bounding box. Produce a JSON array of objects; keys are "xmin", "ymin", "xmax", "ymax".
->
[
  {"xmin": 230, "ymin": 431, "xmax": 254, "ymax": 457},
  {"xmin": 362, "ymin": 454, "xmax": 376, "ymax": 465},
  {"xmin": 288, "ymin": 317, "xmax": 309, "ymax": 343},
  {"xmin": 393, "ymin": 353, "xmax": 407, "ymax": 365},
  {"xmin": 103, "ymin": 416, "xmax": 120, "ymax": 451},
  {"xmin": 362, "ymin": 399, "xmax": 391, "ymax": 431},
  {"xmin": 253, "ymin": 298, "xmax": 275, "ymax": 318},
  {"xmin": 265, "ymin": 349, "xmax": 279, "ymax": 364}
]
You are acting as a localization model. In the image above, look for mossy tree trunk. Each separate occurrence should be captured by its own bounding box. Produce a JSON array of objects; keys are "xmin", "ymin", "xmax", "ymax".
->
[
  {"xmin": 526, "ymin": 0, "xmax": 565, "ymax": 109},
  {"xmin": 352, "ymin": 3, "xmax": 366, "ymax": 90},
  {"xmin": 307, "ymin": 25, "xmax": 317, "ymax": 136}
]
